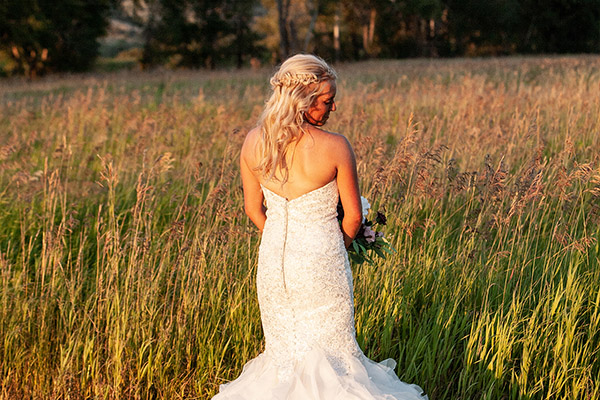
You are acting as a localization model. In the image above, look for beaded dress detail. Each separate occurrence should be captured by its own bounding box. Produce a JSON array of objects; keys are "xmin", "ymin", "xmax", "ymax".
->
[{"xmin": 213, "ymin": 180, "xmax": 427, "ymax": 399}]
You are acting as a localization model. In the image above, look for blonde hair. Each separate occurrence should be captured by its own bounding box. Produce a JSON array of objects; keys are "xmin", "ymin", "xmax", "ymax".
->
[{"xmin": 256, "ymin": 54, "xmax": 337, "ymax": 183}]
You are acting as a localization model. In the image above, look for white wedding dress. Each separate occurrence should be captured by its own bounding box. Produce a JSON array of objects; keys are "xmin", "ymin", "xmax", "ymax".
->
[{"xmin": 213, "ymin": 179, "xmax": 427, "ymax": 399}]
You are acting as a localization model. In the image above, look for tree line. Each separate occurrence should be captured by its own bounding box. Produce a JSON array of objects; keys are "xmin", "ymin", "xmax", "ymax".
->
[{"xmin": 1, "ymin": 0, "xmax": 599, "ymax": 77}]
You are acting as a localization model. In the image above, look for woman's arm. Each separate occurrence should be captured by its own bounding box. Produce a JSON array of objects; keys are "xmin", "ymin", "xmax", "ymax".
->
[
  {"xmin": 335, "ymin": 136, "xmax": 362, "ymax": 248},
  {"xmin": 240, "ymin": 129, "xmax": 267, "ymax": 232}
]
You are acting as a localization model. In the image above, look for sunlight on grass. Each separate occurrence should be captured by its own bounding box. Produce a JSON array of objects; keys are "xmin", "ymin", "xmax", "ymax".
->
[{"xmin": 0, "ymin": 56, "xmax": 599, "ymax": 399}]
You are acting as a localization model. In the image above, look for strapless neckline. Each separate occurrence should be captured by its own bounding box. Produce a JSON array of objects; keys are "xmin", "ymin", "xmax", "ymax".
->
[{"xmin": 260, "ymin": 179, "xmax": 336, "ymax": 203}]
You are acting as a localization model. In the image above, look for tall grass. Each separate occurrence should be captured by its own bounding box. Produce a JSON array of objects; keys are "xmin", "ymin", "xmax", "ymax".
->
[{"xmin": 0, "ymin": 56, "xmax": 599, "ymax": 399}]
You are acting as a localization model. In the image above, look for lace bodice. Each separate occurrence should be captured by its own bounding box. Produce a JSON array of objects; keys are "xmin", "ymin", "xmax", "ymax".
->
[{"xmin": 260, "ymin": 179, "xmax": 340, "ymax": 225}]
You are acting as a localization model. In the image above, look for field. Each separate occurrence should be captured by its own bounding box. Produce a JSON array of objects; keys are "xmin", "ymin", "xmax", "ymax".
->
[{"xmin": 0, "ymin": 56, "xmax": 599, "ymax": 399}]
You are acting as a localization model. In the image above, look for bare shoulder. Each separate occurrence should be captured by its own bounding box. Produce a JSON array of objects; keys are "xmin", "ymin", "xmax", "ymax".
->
[
  {"xmin": 241, "ymin": 127, "xmax": 261, "ymax": 161},
  {"xmin": 312, "ymin": 127, "xmax": 354, "ymax": 164},
  {"xmin": 308, "ymin": 126, "xmax": 352, "ymax": 153},
  {"xmin": 243, "ymin": 127, "xmax": 261, "ymax": 149}
]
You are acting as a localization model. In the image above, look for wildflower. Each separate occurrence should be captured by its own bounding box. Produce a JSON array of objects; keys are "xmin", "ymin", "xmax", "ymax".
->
[
  {"xmin": 337, "ymin": 196, "xmax": 394, "ymax": 265},
  {"xmin": 363, "ymin": 225, "xmax": 376, "ymax": 243},
  {"xmin": 376, "ymin": 211, "xmax": 387, "ymax": 225},
  {"xmin": 361, "ymin": 196, "xmax": 370, "ymax": 221}
]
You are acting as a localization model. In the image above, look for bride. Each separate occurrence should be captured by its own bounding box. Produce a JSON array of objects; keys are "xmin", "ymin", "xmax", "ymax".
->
[{"xmin": 213, "ymin": 54, "xmax": 427, "ymax": 399}]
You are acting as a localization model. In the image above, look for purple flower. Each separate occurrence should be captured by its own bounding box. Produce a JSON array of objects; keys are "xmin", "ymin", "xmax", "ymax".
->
[{"xmin": 363, "ymin": 225, "xmax": 377, "ymax": 243}]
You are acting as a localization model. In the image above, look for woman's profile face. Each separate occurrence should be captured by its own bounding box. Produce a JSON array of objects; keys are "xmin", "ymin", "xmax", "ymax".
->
[{"xmin": 305, "ymin": 80, "xmax": 337, "ymax": 126}]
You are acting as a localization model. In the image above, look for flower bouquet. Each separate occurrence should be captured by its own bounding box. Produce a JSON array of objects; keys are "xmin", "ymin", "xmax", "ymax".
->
[{"xmin": 337, "ymin": 196, "xmax": 394, "ymax": 265}]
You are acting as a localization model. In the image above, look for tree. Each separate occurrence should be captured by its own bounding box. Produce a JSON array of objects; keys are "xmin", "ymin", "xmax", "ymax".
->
[
  {"xmin": 277, "ymin": 0, "xmax": 292, "ymax": 59},
  {"xmin": 0, "ymin": 0, "xmax": 115, "ymax": 77},
  {"xmin": 518, "ymin": 0, "xmax": 600, "ymax": 53},
  {"xmin": 268, "ymin": 0, "xmax": 321, "ymax": 61},
  {"xmin": 442, "ymin": 0, "xmax": 520, "ymax": 55},
  {"xmin": 141, "ymin": 0, "xmax": 261, "ymax": 69},
  {"xmin": 340, "ymin": 0, "xmax": 381, "ymax": 58}
]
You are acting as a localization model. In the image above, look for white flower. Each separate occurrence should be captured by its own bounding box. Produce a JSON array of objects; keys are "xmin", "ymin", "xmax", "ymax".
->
[{"xmin": 360, "ymin": 196, "xmax": 370, "ymax": 222}]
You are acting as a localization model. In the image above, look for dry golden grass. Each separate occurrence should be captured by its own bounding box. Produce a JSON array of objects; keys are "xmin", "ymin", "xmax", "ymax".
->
[{"xmin": 0, "ymin": 55, "xmax": 599, "ymax": 399}]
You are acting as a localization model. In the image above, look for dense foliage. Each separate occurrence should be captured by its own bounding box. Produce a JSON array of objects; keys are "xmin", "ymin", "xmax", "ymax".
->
[
  {"xmin": 0, "ymin": 0, "xmax": 115, "ymax": 77},
  {"xmin": 1, "ymin": 0, "xmax": 600, "ymax": 76},
  {"xmin": 141, "ymin": 0, "xmax": 260, "ymax": 68}
]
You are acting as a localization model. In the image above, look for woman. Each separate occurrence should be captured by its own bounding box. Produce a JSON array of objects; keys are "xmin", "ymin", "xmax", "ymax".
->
[{"xmin": 213, "ymin": 54, "xmax": 427, "ymax": 399}]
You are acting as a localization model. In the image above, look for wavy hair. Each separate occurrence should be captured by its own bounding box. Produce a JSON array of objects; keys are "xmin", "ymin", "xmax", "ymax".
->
[{"xmin": 256, "ymin": 54, "xmax": 337, "ymax": 184}]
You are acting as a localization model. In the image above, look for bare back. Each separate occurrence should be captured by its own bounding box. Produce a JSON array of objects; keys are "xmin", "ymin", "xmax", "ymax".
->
[
  {"xmin": 255, "ymin": 125, "xmax": 340, "ymax": 200},
  {"xmin": 240, "ymin": 124, "xmax": 361, "ymax": 244}
]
